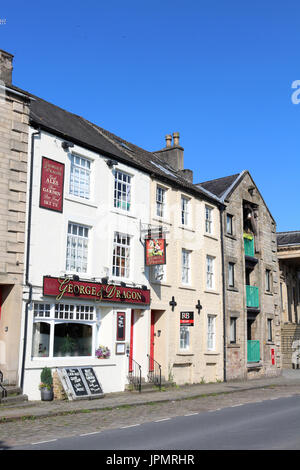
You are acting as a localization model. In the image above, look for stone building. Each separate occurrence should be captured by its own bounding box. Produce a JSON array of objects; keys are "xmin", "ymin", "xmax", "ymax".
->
[
  {"xmin": 0, "ymin": 50, "xmax": 31, "ymax": 385},
  {"xmin": 148, "ymin": 134, "xmax": 224, "ymax": 386},
  {"xmin": 277, "ymin": 231, "xmax": 300, "ymax": 368},
  {"xmin": 198, "ymin": 170, "xmax": 281, "ymax": 380}
]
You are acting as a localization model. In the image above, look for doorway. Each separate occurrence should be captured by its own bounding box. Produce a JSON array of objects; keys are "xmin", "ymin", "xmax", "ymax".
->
[{"xmin": 150, "ymin": 310, "xmax": 165, "ymax": 374}]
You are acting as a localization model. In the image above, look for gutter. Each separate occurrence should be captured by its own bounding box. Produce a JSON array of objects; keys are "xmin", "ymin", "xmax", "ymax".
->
[{"xmin": 20, "ymin": 128, "xmax": 40, "ymax": 391}]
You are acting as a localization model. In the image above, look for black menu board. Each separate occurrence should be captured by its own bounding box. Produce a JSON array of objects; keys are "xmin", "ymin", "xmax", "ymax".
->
[
  {"xmin": 64, "ymin": 368, "xmax": 88, "ymax": 397},
  {"xmin": 59, "ymin": 367, "xmax": 104, "ymax": 400},
  {"xmin": 117, "ymin": 312, "xmax": 125, "ymax": 341},
  {"xmin": 81, "ymin": 367, "xmax": 103, "ymax": 395}
]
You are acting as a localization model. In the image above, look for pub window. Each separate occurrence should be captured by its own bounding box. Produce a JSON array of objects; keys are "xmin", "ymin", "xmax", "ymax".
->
[
  {"xmin": 112, "ymin": 232, "xmax": 131, "ymax": 278},
  {"xmin": 114, "ymin": 170, "xmax": 131, "ymax": 211},
  {"xmin": 32, "ymin": 302, "xmax": 98, "ymax": 359},
  {"xmin": 69, "ymin": 154, "xmax": 91, "ymax": 200},
  {"xmin": 66, "ymin": 222, "xmax": 89, "ymax": 273}
]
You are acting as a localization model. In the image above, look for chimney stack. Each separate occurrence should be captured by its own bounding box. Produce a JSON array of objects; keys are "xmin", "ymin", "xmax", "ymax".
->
[
  {"xmin": 154, "ymin": 132, "xmax": 184, "ymax": 171},
  {"xmin": 0, "ymin": 49, "xmax": 14, "ymax": 85}
]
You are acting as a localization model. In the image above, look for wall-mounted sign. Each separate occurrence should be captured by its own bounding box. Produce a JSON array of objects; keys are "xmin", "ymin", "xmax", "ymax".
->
[
  {"xmin": 43, "ymin": 276, "xmax": 150, "ymax": 305},
  {"xmin": 180, "ymin": 311, "xmax": 194, "ymax": 326},
  {"xmin": 116, "ymin": 312, "xmax": 126, "ymax": 341},
  {"xmin": 40, "ymin": 157, "xmax": 65, "ymax": 212},
  {"xmin": 145, "ymin": 238, "xmax": 166, "ymax": 266},
  {"xmin": 57, "ymin": 367, "xmax": 103, "ymax": 400},
  {"xmin": 271, "ymin": 348, "xmax": 275, "ymax": 365}
]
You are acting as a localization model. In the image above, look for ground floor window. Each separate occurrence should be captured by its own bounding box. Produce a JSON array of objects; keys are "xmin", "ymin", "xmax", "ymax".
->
[
  {"xmin": 32, "ymin": 302, "xmax": 98, "ymax": 358},
  {"xmin": 180, "ymin": 325, "xmax": 190, "ymax": 350}
]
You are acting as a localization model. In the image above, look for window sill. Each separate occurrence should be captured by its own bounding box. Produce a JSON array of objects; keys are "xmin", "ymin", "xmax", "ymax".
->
[
  {"xmin": 178, "ymin": 225, "xmax": 195, "ymax": 233},
  {"xmin": 152, "ymin": 216, "xmax": 172, "ymax": 226},
  {"xmin": 204, "ymin": 289, "xmax": 220, "ymax": 295},
  {"xmin": 225, "ymin": 233, "xmax": 236, "ymax": 240},
  {"xmin": 65, "ymin": 196, "xmax": 98, "ymax": 209},
  {"xmin": 265, "ymin": 291, "xmax": 273, "ymax": 296},
  {"xmin": 227, "ymin": 287, "xmax": 239, "ymax": 292},
  {"xmin": 111, "ymin": 209, "xmax": 137, "ymax": 219},
  {"xmin": 179, "ymin": 285, "xmax": 196, "ymax": 291},
  {"xmin": 151, "ymin": 281, "xmax": 171, "ymax": 287},
  {"xmin": 204, "ymin": 234, "xmax": 219, "ymax": 242},
  {"xmin": 176, "ymin": 352, "xmax": 194, "ymax": 356},
  {"xmin": 227, "ymin": 343, "xmax": 240, "ymax": 349},
  {"xmin": 204, "ymin": 351, "xmax": 220, "ymax": 355}
]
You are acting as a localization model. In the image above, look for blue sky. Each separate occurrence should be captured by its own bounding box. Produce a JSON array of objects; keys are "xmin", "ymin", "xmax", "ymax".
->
[{"xmin": 1, "ymin": 0, "xmax": 300, "ymax": 231}]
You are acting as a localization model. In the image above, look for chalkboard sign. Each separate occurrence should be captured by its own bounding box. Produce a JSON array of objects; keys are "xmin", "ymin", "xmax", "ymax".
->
[
  {"xmin": 81, "ymin": 367, "xmax": 103, "ymax": 395},
  {"xmin": 64, "ymin": 368, "xmax": 88, "ymax": 397},
  {"xmin": 117, "ymin": 312, "xmax": 126, "ymax": 341},
  {"xmin": 57, "ymin": 367, "xmax": 104, "ymax": 400}
]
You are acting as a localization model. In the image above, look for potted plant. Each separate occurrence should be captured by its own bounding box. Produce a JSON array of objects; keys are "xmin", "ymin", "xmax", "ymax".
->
[
  {"xmin": 95, "ymin": 345, "xmax": 111, "ymax": 359},
  {"xmin": 61, "ymin": 334, "xmax": 76, "ymax": 356},
  {"xmin": 39, "ymin": 367, "xmax": 54, "ymax": 401}
]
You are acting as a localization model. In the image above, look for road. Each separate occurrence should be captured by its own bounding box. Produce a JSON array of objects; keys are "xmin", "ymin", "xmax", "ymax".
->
[{"xmin": 4, "ymin": 387, "xmax": 300, "ymax": 451}]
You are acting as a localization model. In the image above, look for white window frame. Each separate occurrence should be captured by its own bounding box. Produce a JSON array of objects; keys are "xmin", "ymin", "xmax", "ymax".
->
[
  {"xmin": 207, "ymin": 315, "xmax": 216, "ymax": 351},
  {"xmin": 205, "ymin": 205, "xmax": 213, "ymax": 234},
  {"xmin": 31, "ymin": 302, "xmax": 99, "ymax": 359},
  {"xmin": 156, "ymin": 186, "xmax": 166, "ymax": 218},
  {"xmin": 69, "ymin": 153, "xmax": 91, "ymax": 200},
  {"xmin": 112, "ymin": 232, "xmax": 131, "ymax": 279},
  {"xmin": 182, "ymin": 249, "xmax": 191, "ymax": 285},
  {"xmin": 181, "ymin": 196, "xmax": 189, "ymax": 226},
  {"xmin": 180, "ymin": 324, "xmax": 190, "ymax": 351},
  {"xmin": 114, "ymin": 169, "xmax": 132, "ymax": 212},
  {"xmin": 206, "ymin": 255, "xmax": 215, "ymax": 289},
  {"xmin": 66, "ymin": 222, "xmax": 89, "ymax": 274}
]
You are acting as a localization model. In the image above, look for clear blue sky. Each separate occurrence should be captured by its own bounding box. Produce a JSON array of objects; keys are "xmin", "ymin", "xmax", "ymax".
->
[{"xmin": 1, "ymin": 0, "xmax": 300, "ymax": 231}]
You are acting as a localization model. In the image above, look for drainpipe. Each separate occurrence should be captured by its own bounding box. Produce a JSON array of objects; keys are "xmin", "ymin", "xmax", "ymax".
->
[
  {"xmin": 20, "ymin": 128, "xmax": 40, "ymax": 391},
  {"xmin": 220, "ymin": 205, "xmax": 227, "ymax": 382}
]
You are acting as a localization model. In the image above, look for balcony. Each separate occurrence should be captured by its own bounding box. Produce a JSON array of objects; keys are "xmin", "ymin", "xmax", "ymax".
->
[
  {"xmin": 244, "ymin": 236, "xmax": 255, "ymax": 257},
  {"xmin": 246, "ymin": 285, "xmax": 259, "ymax": 309},
  {"xmin": 247, "ymin": 340, "xmax": 260, "ymax": 363}
]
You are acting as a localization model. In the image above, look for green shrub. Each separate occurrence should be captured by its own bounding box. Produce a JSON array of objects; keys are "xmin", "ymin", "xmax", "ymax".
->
[{"xmin": 40, "ymin": 367, "xmax": 53, "ymax": 389}]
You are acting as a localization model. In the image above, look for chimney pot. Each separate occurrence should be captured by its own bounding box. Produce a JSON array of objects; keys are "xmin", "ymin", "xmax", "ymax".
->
[
  {"xmin": 173, "ymin": 132, "xmax": 180, "ymax": 146},
  {"xmin": 165, "ymin": 134, "xmax": 172, "ymax": 148}
]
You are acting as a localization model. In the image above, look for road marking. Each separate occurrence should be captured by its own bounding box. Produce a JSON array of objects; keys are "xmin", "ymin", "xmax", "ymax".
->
[
  {"xmin": 209, "ymin": 408, "xmax": 221, "ymax": 412},
  {"xmin": 231, "ymin": 404, "xmax": 243, "ymax": 407},
  {"xmin": 80, "ymin": 431, "xmax": 101, "ymax": 436},
  {"xmin": 184, "ymin": 413, "xmax": 199, "ymax": 416},
  {"xmin": 32, "ymin": 439, "xmax": 57, "ymax": 445},
  {"xmin": 155, "ymin": 418, "xmax": 171, "ymax": 422},
  {"xmin": 120, "ymin": 424, "xmax": 141, "ymax": 429}
]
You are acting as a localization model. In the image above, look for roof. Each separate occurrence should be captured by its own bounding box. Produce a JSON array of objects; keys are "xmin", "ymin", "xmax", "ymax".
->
[
  {"xmin": 11, "ymin": 88, "xmax": 221, "ymax": 206},
  {"xmin": 196, "ymin": 173, "xmax": 241, "ymax": 199},
  {"xmin": 277, "ymin": 231, "xmax": 300, "ymax": 246}
]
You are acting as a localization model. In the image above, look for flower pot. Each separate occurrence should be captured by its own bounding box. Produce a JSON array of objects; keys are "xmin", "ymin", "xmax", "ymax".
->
[{"xmin": 40, "ymin": 387, "xmax": 54, "ymax": 401}]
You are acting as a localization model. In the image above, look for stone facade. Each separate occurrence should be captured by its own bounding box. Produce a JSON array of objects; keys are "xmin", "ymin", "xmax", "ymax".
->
[
  {"xmin": 222, "ymin": 172, "xmax": 281, "ymax": 380},
  {"xmin": 0, "ymin": 83, "xmax": 30, "ymax": 384}
]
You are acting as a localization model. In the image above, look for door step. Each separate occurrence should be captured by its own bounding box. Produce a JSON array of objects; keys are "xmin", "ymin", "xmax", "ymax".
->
[{"xmin": 0, "ymin": 385, "xmax": 28, "ymax": 405}]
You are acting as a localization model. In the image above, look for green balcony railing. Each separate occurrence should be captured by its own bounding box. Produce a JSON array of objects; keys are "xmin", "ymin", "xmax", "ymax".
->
[
  {"xmin": 247, "ymin": 340, "xmax": 260, "ymax": 363},
  {"xmin": 244, "ymin": 237, "xmax": 255, "ymax": 257},
  {"xmin": 246, "ymin": 285, "xmax": 259, "ymax": 308}
]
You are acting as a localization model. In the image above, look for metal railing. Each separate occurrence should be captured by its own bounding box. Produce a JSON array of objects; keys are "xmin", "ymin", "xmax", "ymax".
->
[
  {"xmin": 147, "ymin": 354, "xmax": 162, "ymax": 391},
  {"xmin": 128, "ymin": 357, "xmax": 142, "ymax": 393},
  {"xmin": 0, "ymin": 370, "xmax": 7, "ymax": 399}
]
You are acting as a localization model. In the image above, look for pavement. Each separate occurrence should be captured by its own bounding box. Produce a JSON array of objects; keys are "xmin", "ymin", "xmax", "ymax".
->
[{"xmin": 1, "ymin": 369, "xmax": 300, "ymax": 423}]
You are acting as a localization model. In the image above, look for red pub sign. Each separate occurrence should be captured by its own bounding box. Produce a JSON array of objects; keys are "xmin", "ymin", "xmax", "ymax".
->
[
  {"xmin": 43, "ymin": 276, "xmax": 150, "ymax": 305},
  {"xmin": 40, "ymin": 157, "xmax": 65, "ymax": 212},
  {"xmin": 145, "ymin": 238, "xmax": 166, "ymax": 266}
]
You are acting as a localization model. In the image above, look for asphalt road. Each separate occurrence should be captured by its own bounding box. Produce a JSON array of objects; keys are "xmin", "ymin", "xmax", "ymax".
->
[{"xmin": 10, "ymin": 394, "xmax": 300, "ymax": 450}]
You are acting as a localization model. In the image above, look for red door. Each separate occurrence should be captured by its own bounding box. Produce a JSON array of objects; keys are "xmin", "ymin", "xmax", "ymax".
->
[{"xmin": 149, "ymin": 311, "xmax": 155, "ymax": 371}]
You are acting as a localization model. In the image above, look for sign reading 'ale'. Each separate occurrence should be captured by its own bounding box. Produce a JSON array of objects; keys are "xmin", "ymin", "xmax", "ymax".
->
[
  {"xmin": 145, "ymin": 238, "xmax": 166, "ymax": 266},
  {"xmin": 43, "ymin": 276, "xmax": 150, "ymax": 305},
  {"xmin": 40, "ymin": 157, "xmax": 65, "ymax": 213}
]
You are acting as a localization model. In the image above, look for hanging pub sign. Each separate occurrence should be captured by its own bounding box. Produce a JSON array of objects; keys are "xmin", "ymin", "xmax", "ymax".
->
[
  {"xmin": 180, "ymin": 311, "xmax": 194, "ymax": 326},
  {"xmin": 43, "ymin": 276, "xmax": 150, "ymax": 305},
  {"xmin": 116, "ymin": 312, "xmax": 126, "ymax": 341},
  {"xmin": 40, "ymin": 157, "xmax": 65, "ymax": 212},
  {"xmin": 145, "ymin": 238, "xmax": 166, "ymax": 266}
]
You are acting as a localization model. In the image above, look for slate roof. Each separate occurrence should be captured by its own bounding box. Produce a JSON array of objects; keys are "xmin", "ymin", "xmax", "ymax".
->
[
  {"xmin": 5, "ymin": 83, "xmax": 221, "ymax": 206},
  {"xmin": 196, "ymin": 173, "xmax": 241, "ymax": 199},
  {"xmin": 277, "ymin": 231, "xmax": 300, "ymax": 246}
]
